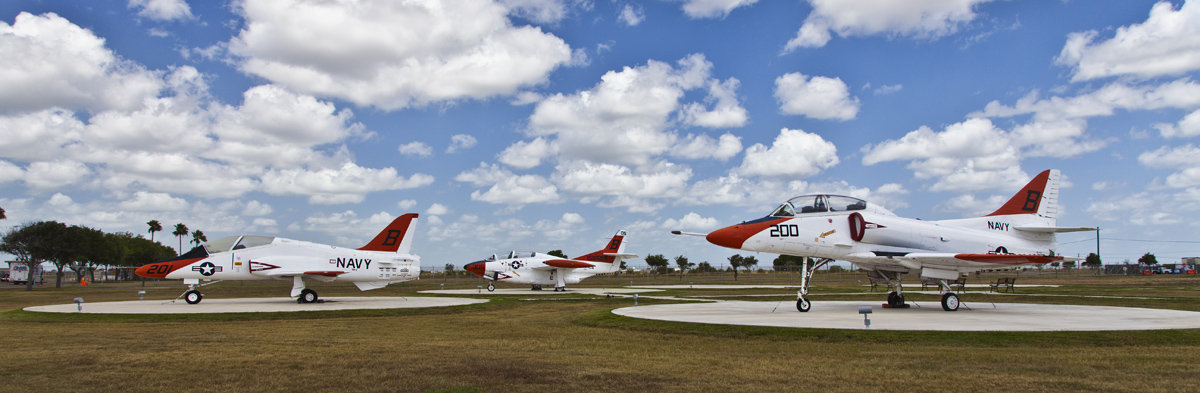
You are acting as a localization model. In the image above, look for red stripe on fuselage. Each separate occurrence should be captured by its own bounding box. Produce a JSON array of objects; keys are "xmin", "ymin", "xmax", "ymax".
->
[{"xmin": 134, "ymin": 258, "xmax": 203, "ymax": 278}]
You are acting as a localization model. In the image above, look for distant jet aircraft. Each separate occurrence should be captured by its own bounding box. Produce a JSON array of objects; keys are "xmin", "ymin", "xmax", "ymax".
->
[
  {"xmin": 463, "ymin": 230, "xmax": 637, "ymax": 292},
  {"xmin": 674, "ymin": 169, "xmax": 1092, "ymax": 312},
  {"xmin": 135, "ymin": 214, "xmax": 421, "ymax": 304}
]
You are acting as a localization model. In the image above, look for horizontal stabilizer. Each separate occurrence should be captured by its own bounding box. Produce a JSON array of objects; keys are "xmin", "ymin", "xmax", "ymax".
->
[
  {"xmin": 1014, "ymin": 226, "xmax": 1096, "ymax": 233},
  {"xmin": 353, "ymin": 281, "xmax": 390, "ymax": 291},
  {"xmin": 670, "ymin": 231, "xmax": 707, "ymax": 237},
  {"xmin": 604, "ymin": 253, "xmax": 639, "ymax": 259},
  {"xmin": 543, "ymin": 259, "xmax": 596, "ymax": 269}
]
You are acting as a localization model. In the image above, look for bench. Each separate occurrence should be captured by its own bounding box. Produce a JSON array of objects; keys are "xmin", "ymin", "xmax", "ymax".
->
[
  {"xmin": 989, "ymin": 277, "xmax": 1016, "ymax": 293},
  {"xmin": 866, "ymin": 270, "xmax": 898, "ymax": 292},
  {"xmin": 921, "ymin": 276, "xmax": 966, "ymax": 292}
]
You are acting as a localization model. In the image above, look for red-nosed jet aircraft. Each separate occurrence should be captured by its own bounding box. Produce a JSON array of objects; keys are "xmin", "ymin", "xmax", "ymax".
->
[
  {"xmin": 674, "ymin": 170, "xmax": 1093, "ymax": 312},
  {"xmin": 135, "ymin": 214, "xmax": 421, "ymax": 304},
  {"xmin": 463, "ymin": 230, "xmax": 636, "ymax": 292}
]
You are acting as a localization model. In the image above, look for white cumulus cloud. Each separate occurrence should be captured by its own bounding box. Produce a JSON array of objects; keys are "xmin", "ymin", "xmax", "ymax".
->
[
  {"xmin": 785, "ymin": 0, "xmax": 994, "ymax": 51},
  {"xmin": 229, "ymin": 0, "xmax": 574, "ymax": 110},
  {"xmin": 1057, "ymin": 0, "xmax": 1200, "ymax": 81},
  {"xmin": 774, "ymin": 72, "xmax": 859, "ymax": 121},
  {"xmin": 737, "ymin": 128, "xmax": 839, "ymax": 178}
]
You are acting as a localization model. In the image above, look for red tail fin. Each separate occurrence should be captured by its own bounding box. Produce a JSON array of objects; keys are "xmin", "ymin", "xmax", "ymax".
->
[
  {"xmin": 358, "ymin": 213, "xmax": 418, "ymax": 253},
  {"xmin": 576, "ymin": 230, "xmax": 627, "ymax": 263},
  {"xmin": 986, "ymin": 170, "xmax": 1051, "ymax": 217}
]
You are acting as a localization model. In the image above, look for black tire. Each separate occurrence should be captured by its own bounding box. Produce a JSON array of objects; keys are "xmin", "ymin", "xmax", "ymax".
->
[
  {"xmin": 796, "ymin": 298, "xmax": 811, "ymax": 312},
  {"xmin": 887, "ymin": 291, "xmax": 899, "ymax": 307},
  {"xmin": 941, "ymin": 292, "xmax": 960, "ymax": 312},
  {"xmin": 299, "ymin": 289, "xmax": 318, "ymax": 304},
  {"xmin": 531, "ymin": 285, "xmax": 542, "ymax": 291},
  {"xmin": 487, "ymin": 283, "xmax": 495, "ymax": 292},
  {"xmin": 184, "ymin": 290, "xmax": 202, "ymax": 304}
]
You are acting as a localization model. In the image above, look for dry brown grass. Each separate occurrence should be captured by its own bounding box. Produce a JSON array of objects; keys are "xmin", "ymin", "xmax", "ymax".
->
[{"xmin": 0, "ymin": 274, "xmax": 1199, "ymax": 392}]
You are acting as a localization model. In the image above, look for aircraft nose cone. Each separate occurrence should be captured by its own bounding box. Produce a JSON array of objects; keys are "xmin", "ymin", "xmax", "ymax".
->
[
  {"xmin": 464, "ymin": 261, "xmax": 485, "ymax": 277},
  {"xmin": 706, "ymin": 225, "xmax": 751, "ymax": 250}
]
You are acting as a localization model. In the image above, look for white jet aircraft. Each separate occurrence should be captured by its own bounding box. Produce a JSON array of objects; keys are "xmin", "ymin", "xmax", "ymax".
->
[
  {"xmin": 136, "ymin": 213, "xmax": 421, "ymax": 304},
  {"xmin": 463, "ymin": 230, "xmax": 637, "ymax": 292},
  {"xmin": 674, "ymin": 169, "xmax": 1093, "ymax": 312}
]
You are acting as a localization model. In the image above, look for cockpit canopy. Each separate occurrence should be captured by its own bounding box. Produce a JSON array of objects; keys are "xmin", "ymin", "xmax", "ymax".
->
[
  {"xmin": 769, "ymin": 195, "xmax": 872, "ymax": 217},
  {"xmin": 485, "ymin": 251, "xmax": 538, "ymax": 261},
  {"xmin": 200, "ymin": 235, "xmax": 277, "ymax": 254}
]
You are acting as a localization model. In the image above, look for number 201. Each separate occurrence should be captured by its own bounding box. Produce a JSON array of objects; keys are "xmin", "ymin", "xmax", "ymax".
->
[{"xmin": 769, "ymin": 224, "xmax": 799, "ymax": 237}]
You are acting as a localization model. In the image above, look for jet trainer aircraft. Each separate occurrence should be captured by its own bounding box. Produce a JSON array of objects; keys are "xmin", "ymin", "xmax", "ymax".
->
[
  {"xmin": 674, "ymin": 170, "xmax": 1092, "ymax": 312},
  {"xmin": 463, "ymin": 230, "xmax": 637, "ymax": 292},
  {"xmin": 135, "ymin": 214, "xmax": 421, "ymax": 304}
]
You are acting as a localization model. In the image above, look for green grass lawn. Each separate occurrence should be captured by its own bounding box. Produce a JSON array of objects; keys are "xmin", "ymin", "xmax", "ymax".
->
[{"xmin": 1, "ymin": 272, "xmax": 1198, "ymax": 392}]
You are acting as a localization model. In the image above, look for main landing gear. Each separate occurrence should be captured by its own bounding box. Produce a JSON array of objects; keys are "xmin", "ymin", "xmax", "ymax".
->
[
  {"xmin": 292, "ymin": 276, "xmax": 321, "ymax": 304},
  {"xmin": 184, "ymin": 289, "xmax": 202, "ymax": 304},
  {"xmin": 795, "ymin": 258, "xmax": 833, "ymax": 312},
  {"xmin": 938, "ymin": 279, "xmax": 960, "ymax": 311},
  {"xmin": 176, "ymin": 280, "xmax": 220, "ymax": 304}
]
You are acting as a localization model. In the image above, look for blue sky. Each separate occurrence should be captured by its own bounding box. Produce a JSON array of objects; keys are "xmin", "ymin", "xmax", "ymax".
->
[{"xmin": 2, "ymin": 0, "xmax": 1198, "ymax": 270}]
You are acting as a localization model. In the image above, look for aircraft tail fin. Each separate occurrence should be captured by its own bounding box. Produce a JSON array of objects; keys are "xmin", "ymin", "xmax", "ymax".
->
[
  {"xmin": 985, "ymin": 169, "xmax": 1059, "ymax": 222},
  {"xmin": 576, "ymin": 230, "xmax": 631, "ymax": 269},
  {"xmin": 358, "ymin": 213, "xmax": 418, "ymax": 254}
]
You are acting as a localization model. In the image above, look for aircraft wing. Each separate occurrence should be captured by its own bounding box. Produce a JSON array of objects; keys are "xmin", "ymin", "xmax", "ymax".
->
[
  {"xmin": 1014, "ymin": 226, "xmax": 1096, "ymax": 233},
  {"xmin": 538, "ymin": 259, "xmax": 596, "ymax": 270},
  {"xmin": 261, "ymin": 269, "xmax": 347, "ymax": 282},
  {"xmin": 898, "ymin": 253, "xmax": 1077, "ymax": 266}
]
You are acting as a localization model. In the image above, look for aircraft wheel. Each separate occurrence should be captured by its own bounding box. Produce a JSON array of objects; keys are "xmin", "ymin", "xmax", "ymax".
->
[
  {"xmin": 887, "ymin": 291, "xmax": 899, "ymax": 307},
  {"xmin": 941, "ymin": 292, "xmax": 960, "ymax": 312},
  {"xmin": 184, "ymin": 290, "xmax": 202, "ymax": 304},
  {"xmin": 531, "ymin": 285, "xmax": 542, "ymax": 291},
  {"xmin": 796, "ymin": 298, "xmax": 811, "ymax": 312},
  {"xmin": 487, "ymin": 283, "xmax": 495, "ymax": 292},
  {"xmin": 298, "ymin": 289, "xmax": 318, "ymax": 304}
]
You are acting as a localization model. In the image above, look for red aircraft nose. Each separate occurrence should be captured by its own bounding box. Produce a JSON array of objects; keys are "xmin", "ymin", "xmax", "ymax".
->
[
  {"xmin": 706, "ymin": 218, "xmax": 785, "ymax": 250},
  {"xmin": 706, "ymin": 225, "xmax": 750, "ymax": 249},
  {"xmin": 463, "ymin": 261, "xmax": 485, "ymax": 277}
]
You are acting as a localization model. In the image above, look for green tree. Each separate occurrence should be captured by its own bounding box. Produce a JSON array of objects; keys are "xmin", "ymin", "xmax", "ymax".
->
[
  {"xmin": 1138, "ymin": 252, "xmax": 1158, "ymax": 267},
  {"xmin": 0, "ymin": 221, "xmax": 69, "ymax": 290},
  {"xmin": 644, "ymin": 254, "xmax": 669, "ymax": 274},
  {"xmin": 674, "ymin": 255, "xmax": 694, "ymax": 280},
  {"xmin": 444, "ymin": 263, "xmax": 455, "ymax": 273},
  {"xmin": 773, "ymin": 254, "xmax": 806, "ymax": 270},
  {"xmin": 190, "ymin": 230, "xmax": 207, "ymax": 247},
  {"xmin": 742, "ymin": 255, "xmax": 759, "ymax": 273},
  {"xmin": 147, "ymin": 220, "xmax": 162, "ymax": 242},
  {"xmin": 1083, "ymin": 253, "xmax": 1102, "ymax": 269},
  {"xmin": 695, "ymin": 262, "xmax": 717, "ymax": 273},
  {"xmin": 727, "ymin": 254, "xmax": 744, "ymax": 280},
  {"xmin": 546, "ymin": 250, "xmax": 568, "ymax": 259},
  {"xmin": 0, "ymin": 206, "xmax": 6, "ymax": 220},
  {"xmin": 172, "ymin": 223, "xmax": 188, "ymax": 254}
]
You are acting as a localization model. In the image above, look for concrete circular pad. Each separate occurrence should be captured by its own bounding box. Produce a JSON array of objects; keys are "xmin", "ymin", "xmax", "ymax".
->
[
  {"xmin": 25, "ymin": 296, "xmax": 488, "ymax": 314},
  {"xmin": 613, "ymin": 300, "xmax": 1200, "ymax": 331}
]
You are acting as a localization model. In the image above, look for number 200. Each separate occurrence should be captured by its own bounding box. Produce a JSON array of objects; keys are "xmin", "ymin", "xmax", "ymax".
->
[{"xmin": 769, "ymin": 224, "xmax": 799, "ymax": 237}]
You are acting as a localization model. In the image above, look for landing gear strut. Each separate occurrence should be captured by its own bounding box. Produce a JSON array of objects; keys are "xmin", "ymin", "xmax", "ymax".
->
[{"xmin": 795, "ymin": 258, "xmax": 832, "ymax": 312}]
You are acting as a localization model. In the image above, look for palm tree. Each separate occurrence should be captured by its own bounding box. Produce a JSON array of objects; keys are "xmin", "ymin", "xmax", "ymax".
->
[
  {"xmin": 147, "ymin": 220, "xmax": 162, "ymax": 241},
  {"xmin": 191, "ymin": 230, "xmax": 207, "ymax": 247},
  {"xmin": 172, "ymin": 223, "xmax": 189, "ymax": 255}
]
